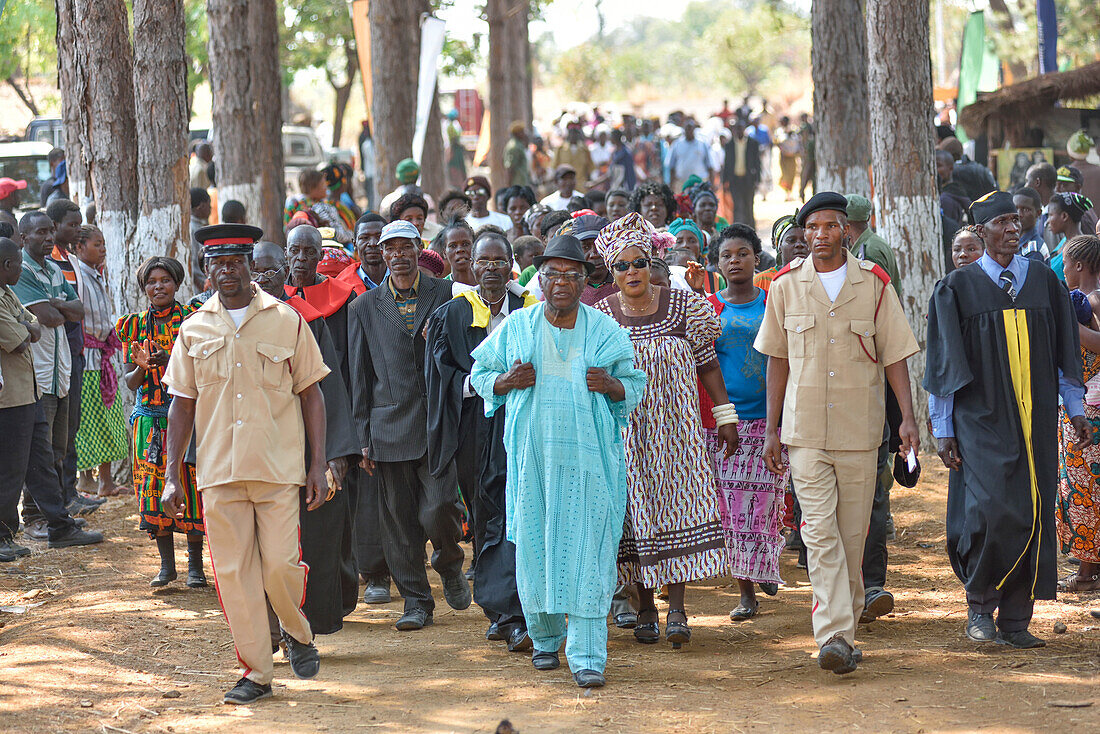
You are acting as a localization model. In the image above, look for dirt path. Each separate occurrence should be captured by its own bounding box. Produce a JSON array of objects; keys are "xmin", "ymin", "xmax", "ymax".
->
[{"xmin": 2, "ymin": 464, "xmax": 1099, "ymax": 733}]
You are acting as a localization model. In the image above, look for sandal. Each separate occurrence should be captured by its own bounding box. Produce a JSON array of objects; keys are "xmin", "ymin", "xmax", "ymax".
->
[
  {"xmin": 729, "ymin": 601, "xmax": 759, "ymax": 621},
  {"xmin": 666, "ymin": 609, "xmax": 691, "ymax": 649},
  {"xmin": 633, "ymin": 609, "xmax": 660, "ymax": 644},
  {"xmin": 1058, "ymin": 573, "xmax": 1100, "ymax": 593}
]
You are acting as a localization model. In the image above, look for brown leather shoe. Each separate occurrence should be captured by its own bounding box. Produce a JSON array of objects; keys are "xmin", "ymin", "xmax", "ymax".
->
[{"xmin": 818, "ymin": 632, "xmax": 858, "ymax": 674}]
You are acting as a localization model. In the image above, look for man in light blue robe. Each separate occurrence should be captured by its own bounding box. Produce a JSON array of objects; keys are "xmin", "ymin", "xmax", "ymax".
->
[{"xmin": 470, "ymin": 235, "xmax": 646, "ymax": 688}]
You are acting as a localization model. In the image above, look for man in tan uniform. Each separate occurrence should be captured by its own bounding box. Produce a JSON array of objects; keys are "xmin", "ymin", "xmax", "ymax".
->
[
  {"xmin": 162, "ymin": 224, "xmax": 331, "ymax": 705},
  {"xmin": 754, "ymin": 192, "xmax": 920, "ymax": 675}
]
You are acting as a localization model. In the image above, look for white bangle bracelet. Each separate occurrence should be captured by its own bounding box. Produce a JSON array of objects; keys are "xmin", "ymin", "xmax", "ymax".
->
[{"xmin": 711, "ymin": 403, "xmax": 739, "ymax": 426}]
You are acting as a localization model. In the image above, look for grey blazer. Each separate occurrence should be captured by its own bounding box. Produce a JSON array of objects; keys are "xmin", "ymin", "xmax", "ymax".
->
[{"xmin": 348, "ymin": 275, "xmax": 454, "ymax": 463}]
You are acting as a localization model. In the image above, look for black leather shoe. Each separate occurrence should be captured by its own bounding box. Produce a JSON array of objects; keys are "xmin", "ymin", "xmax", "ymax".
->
[
  {"xmin": 965, "ymin": 610, "xmax": 997, "ymax": 643},
  {"xmin": 442, "ymin": 573, "xmax": 472, "ymax": 610},
  {"xmin": 23, "ymin": 520, "xmax": 49, "ymax": 541},
  {"xmin": 818, "ymin": 633, "xmax": 857, "ymax": 674},
  {"xmin": 223, "ymin": 677, "xmax": 272, "ymax": 705},
  {"xmin": 573, "ymin": 669, "xmax": 605, "ymax": 688},
  {"xmin": 281, "ymin": 631, "xmax": 320, "ymax": 679},
  {"xmin": 860, "ymin": 588, "xmax": 894, "ymax": 623},
  {"xmin": 362, "ymin": 576, "xmax": 391, "ymax": 604},
  {"xmin": 48, "ymin": 527, "xmax": 104, "ymax": 548},
  {"xmin": 150, "ymin": 568, "xmax": 177, "ymax": 587},
  {"xmin": 506, "ymin": 626, "xmax": 532, "ymax": 653},
  {"xmin": 486, "ymin": 621, "xmax": 504, "ymax": 641},
  {"xmin": 996, "ymin": 629, "xmax": 1047, "ymax": 649},
  {"xmin": 613, "ymin": 611, "xmax": 638, "ymax": 629},
  {"xmin": 758, "ymin": 582, "xmax": 779, "ymax": 596},
  {"xmin": 531, "ymin": 650, "xmax": 560, "ymax": 670},
  {"xmin": 395, "ymin": 607, "xmax": 433, "ymax": 631},
  {"xmin": 0, "ymin": 539, "xmax": 31, "ymax": 562}
]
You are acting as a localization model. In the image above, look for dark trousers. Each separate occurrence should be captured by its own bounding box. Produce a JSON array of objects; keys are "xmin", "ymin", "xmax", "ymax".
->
[
  {"xmin": 376, "ymin": 454, "xmax": 464, "ymax": 613},
  {"xmin": 0, "ymin": 402, "xmax": 76, "ymax": 541},
  {"xmin": 800, "ymin": 156, "xmax": 816, "ymax": 199},
  {"xmin": 23, "ymin": 392, "xmax": 70, "ymax": 524},
  {"xmin": 63, "ymin": 354, "xmax": 83, "ymax": 500},
  {"xmin": 967, "ymin": 574, "xmax": 1034, "ymax": 633},
  {"xmin": 861, "ymin": 431, "xmax": 892, "ymax": 591},
  {"xmin": 353, "ymin": 467, "xmax": 391, "ymax": 580},
  {"xmin": 728, "ymin": 177, "xmax": 756, "ymax": 226},
  {"xmin": 455, "ymin": 409, "xmax": 482, "ymax": 563}
]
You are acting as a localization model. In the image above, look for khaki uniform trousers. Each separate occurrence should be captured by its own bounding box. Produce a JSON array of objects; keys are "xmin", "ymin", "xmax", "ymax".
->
[
  {"xmin": 788, "ymin": 446, "xmax": 878, "ymax": 648},
  {"xmin": 203, "ymin": 481, "xmax": 312, "ymax": 685}
]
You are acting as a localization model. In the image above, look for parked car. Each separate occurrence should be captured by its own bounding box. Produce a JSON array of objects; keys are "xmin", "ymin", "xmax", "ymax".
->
[
  {"xmin": 24, "ymin": 117, "xmax": 64, "ymax": 149},
  {"xmin": 0, "ymin": 141, "xmax": 55, "ymax": 213},
  {"xmin": 282, "ymin": 125, "xmax": 326, "ymax": 194}
]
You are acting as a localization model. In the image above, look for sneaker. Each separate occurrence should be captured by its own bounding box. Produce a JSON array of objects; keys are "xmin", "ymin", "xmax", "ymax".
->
[
  {"xmin": 441, "ymin": 573, "xmax": 472, "ymax": 610},
  {"xmin": 23, "ymin": 520, "xmax": 49, "ymax": 541},
  {"xmin": 65, "ymin": 498, "xmax": 99, "ymax": 517},
  {"xmin": 280, "ymin": 631, "xmax": 320, "ymax": 679},
  {"xmin": 965, "ymin": 610, "xmax": 996, "ymax": 643},
  {"xmin": 859, "ymin": 588, "xmax": 894, "ymax": 623},
  {"xmin": 223, "ymin": 677, "xmax": 273, "ymax": 705},
  {"xmin": 48, "ymin": 527, "xmax": 104, "ymax": 548},
  {"xmin": 77, "ymin": 492, "xmax": 108, "ymax": 506},
  {"xmin": 0, "ymin": 538, "xmax": 31, "ymax": 562},
  {"xmin": 362, "ymin": 576, "xmax": 391, "ymax": 604},
  {"xmin": 395, "ymin": 607, "xmax": 433, "ymax": 631}
]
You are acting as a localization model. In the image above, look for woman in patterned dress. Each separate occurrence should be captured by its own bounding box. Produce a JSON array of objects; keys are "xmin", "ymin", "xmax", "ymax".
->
[
  {"xmin": 116, "ymin": 257, "xmax": 205, "ymax": 588},
  {"xmin": 1057, "ymin": 234, "xmax": 1100, "ymax": 592},
  {"xmin": 593, "ymin": 213, "xmax": 740, "ymax": 648},
  {"xmin": 706, "ymin": 224, "xmax": 790, "ymax": 620}
]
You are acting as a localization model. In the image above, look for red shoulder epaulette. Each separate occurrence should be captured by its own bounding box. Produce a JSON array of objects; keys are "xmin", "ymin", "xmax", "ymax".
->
[
  {"xmin": 773, "ymin": 261, "xmax": 796, "ymax": 279},
  {"xmin": 868, "ymin": 263, "xmax": 891, "ymax": 287}
]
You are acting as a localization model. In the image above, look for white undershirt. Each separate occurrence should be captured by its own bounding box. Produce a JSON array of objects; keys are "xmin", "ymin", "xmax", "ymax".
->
[
  {"xmin": 816, "ymin": 263, "xmax": 848, "ymax": 302},
  {"xmin": 227, "ymin": 306, "xmax": 249, "ymax": 328}
]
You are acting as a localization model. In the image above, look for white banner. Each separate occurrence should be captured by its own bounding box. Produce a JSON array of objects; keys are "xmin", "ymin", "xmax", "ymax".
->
[{"xmin": 412, "ymin": 15, "xmax": 446, "ymax": 167}]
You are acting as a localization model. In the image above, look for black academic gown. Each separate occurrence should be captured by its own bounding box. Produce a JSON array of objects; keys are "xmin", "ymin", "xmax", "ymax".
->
[
  {"xmin": 924, "ymin": 261, "xmax": 1081, "ymax": 600},
  {"xmin": 296, "ymin": 310, "xmax": 362, "ymax": 634},
  {"xmin": 425, "ymin": 293, "xmax": 526, "ymax": 624}
]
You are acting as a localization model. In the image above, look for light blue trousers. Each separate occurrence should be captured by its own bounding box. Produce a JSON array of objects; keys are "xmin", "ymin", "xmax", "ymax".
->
[{"xmin": 526, "ymin": 612, "xmax": 607, "ymax": 673}]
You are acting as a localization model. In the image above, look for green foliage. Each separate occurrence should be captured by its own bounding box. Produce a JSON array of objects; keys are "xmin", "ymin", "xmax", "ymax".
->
[
  {"xmin": 281, "ymin": 0, "xmax": 357, "ymax": 88},
  {"xmin": 986, "ymin": 0, "xmax": 1100, "ymax": 76},
  {"xmin": 184, "ymin": 0, "xmax": 209, "ymax": 102},
  {"xmin": 551, "ymin": 0, "xmax": 809, "ymax": 103},
  {"xmin": 0, "ymin": 0, "xmax": 56, "ymax": 114}
]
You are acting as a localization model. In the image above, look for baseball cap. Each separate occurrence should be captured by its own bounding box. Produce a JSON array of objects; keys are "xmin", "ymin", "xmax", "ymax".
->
[
  {"xmin": 1057, "ymin": 166, "xmax": 1083, "ymax": 186},
  {"xmin": 378, "ymin": 219, "xmax": 421, "ymax": 245},
  {"xmin": 0, "ymin": 178, "xmax": 27, "ymax": 199}
]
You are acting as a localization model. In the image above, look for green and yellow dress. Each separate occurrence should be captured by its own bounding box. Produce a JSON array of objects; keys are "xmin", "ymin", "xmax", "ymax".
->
[{"xmin": 115, "ymin": 303, "xmax": 203, "ymax": 537}]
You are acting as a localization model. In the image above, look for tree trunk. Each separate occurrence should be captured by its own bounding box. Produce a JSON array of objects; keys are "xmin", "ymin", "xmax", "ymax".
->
[
  {"xmin": 487, "ymin": 0, "xmax": 528, "ymax": 192},
  {"xmin": 248, "ymin": 0, "xmax": 285, "ymax": 244},
  {"xmin": 421, "ymin": 84, "xmax": 444, "ymax": 204},
  {"xmin": 330, "ymin": 44, "xmax": 358, "ymax": 149},
  {"xmin": 55, "ymin": 0, "xmax": 90, "ymax": 208},
  {"xmin": 811, "ymin": 0, "xmax": 871, "ymax": 196},
  {"xmin": 132, "ymin": 0, "xmax": 191, "ymax": 306},
  {"xmin": 207, "ymin": 0, "xmax": 284, "ymax": 244},
  {"xmin": 866, "ymin": 0, "xmax": 943, "ymax": 448},
  {"xmin": 73, "ymin": 0, "xmax": 140, "ymax": 320},
  {"xmin": 369, "ymin": 0, "xmax": 423, "ymax": 198},
  {"xmin": 6, "ymin": 77, "xmax": 40, "ymax": 117}
]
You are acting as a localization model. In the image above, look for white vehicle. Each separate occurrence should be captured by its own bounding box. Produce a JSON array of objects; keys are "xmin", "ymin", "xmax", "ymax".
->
[
  {"xmin": 0, "ymin": 141, "xmax": 55, "ymax": 213},
  {"xmin": 189, "ymin": 123, "xmax": 329, "ymax": 195}
]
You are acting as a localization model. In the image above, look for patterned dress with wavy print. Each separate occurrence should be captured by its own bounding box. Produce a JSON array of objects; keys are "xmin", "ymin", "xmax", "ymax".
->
[{"xmin": 1058, "ymin": 347, "xmax": 1100, "ymax": 563}]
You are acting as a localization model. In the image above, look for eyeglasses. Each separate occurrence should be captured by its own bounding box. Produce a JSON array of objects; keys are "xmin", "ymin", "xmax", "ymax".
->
[
  {"xmin": 465, "ymin": 188, "xmax": 488, "ymax": 197},
  {"xmin": 610, "ymin": 257, "xmax": 651, "ymax": 273},
  {"xmin": 474, "ymin": 259, "xmax": 510, "ymax": 269},
  {"xmin": 539, "ymin": 270, "xmax": 587, "ymax": 282},
  {"xmin": 251, "ymin": 265, "xmax": 285, "ymax": 281}
]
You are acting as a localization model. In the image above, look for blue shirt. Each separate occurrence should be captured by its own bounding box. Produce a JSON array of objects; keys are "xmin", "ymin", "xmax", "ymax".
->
[
  {"xmin": 359, "ymin": 266, "xmax": 387, "ymax": 291},
  {"xmin": 713, "ymin": 289, "xmax": 767, "ymax": 422},
  {"xmin": 928, "ymin": 252, "xmax": 1084, "ymax": 437}
]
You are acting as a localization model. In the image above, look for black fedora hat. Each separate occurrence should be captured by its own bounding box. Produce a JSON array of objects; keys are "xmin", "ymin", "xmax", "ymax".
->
[
  {"xmin": 893, "ymin": 452, "xmax": 921, "ymax": 488},
  {"xmin": 533, "ymin": 234, "xmax": 595, "ymax": 275}
]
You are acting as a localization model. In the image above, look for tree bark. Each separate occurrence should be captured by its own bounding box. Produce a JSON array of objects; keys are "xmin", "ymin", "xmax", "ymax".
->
[
  {"xmin": 487, "ymin": 0, "xmax": 528, "ymax": 192},
  {"xmin": 330, "ymin": 44, "xmax": 358, "ymax": 149},
  {"xmin": 132, "ymin": 0, "xmax": 191, "ymax": 306},
  {"xmin": 207, "ymin": 0, "xmax": 284, "ymax": 244},
  {"xmin": 866, "ymin": 0, "xmax": 942, "ymax": 448},
  {"xmin": 72, "ymin": 0, "xmax": 140, "ymax": 319},
  {"xmin": 55, "ymin": 0, "xmax": 90, "ymax": 208},
  {"xmin": 369, "ymin": 0, "xmax": 423, "ymax": 199},
  {"xmin": 811, "ymin": 0, "xmax": 871, "ymax": 196}
]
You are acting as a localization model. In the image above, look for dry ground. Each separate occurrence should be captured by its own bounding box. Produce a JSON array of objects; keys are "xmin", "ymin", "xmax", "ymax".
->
[{"xmin": 2, "ymin": 464, "xmax": 1099, "ymax": 734}]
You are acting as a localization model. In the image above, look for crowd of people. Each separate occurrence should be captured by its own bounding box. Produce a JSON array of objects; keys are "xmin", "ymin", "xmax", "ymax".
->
[{"xmin": 2, "ymin": 107, "xmax": 1100, "ymax": 706}]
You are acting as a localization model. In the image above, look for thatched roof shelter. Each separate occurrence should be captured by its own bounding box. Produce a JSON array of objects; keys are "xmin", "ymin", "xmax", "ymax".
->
[{"xmin": 959, "ymin": 61, "xmax": 1100, "ymax": 145}]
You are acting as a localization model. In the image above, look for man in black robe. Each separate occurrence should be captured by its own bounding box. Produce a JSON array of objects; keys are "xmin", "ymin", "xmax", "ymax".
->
[
  {"xmin": 253, "ymin": 241, "xmax": 362, "ymax": 635},
  {"xmin": 925, "ymin": 191, "xmax": 1091, "ymax": 649},
  {"xmin": 425, "ymin": 231, "xmax": 535, "ymax": 653}
]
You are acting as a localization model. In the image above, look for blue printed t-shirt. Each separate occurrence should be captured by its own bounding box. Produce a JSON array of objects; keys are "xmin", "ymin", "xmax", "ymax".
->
[{"xmin": 713, "ymin": 288, "xmax": 767, "ymax": 421}]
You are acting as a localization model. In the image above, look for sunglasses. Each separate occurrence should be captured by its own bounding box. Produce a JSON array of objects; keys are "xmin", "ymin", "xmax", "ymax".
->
[{"xmin": 611, "ymin": 257, "xmax": 651, "ymax": 273}]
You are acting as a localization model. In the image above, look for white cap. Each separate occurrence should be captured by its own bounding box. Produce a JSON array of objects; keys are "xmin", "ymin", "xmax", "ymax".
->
[{"xmin": 378, "ymin": 219, "xmax": 421, "ymax": 244}]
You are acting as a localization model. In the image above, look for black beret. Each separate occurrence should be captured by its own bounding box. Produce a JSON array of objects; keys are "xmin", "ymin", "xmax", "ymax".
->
[
  {"xmin": 795, "ymin": 191, "xmax": 850, "ymax": 227},
  {"xmin": 969, "ymin": 190, "xmax": 1016, "ymax": 225},
  {"xmin": 195, "ymin": 223, "xmax": 264, "ymax": 257}
]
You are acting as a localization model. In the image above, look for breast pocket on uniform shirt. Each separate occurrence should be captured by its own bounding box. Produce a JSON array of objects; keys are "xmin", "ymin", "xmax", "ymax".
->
[
  {"xmin": 850, "ymin": 319, "xmax": 877, "ymax": 362},
  {"xmin": 255, "ymin": 342, "xmax": 295, "ymax": 391},
  {"xmin": 783, "ymin": 314, "xmax": 815, "ymax": 358},
  {"xmin": 187, "ymin": 336, "xmax": 227, "ymax": 387}
]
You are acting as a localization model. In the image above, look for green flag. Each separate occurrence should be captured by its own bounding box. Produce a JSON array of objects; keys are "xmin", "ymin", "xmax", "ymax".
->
[{"xmin": 956, "ymin": 11, "xmax": 1000, "ymax": 144}]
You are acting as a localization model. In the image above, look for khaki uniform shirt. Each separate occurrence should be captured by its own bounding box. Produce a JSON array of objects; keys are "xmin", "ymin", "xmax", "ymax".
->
[
  {"xmin": 0, "ymin": 285, "xmax": 38, "ymax": 410},
  {"xmin": 753, "ymin": 251, "xmax": 918, "ymax": 452},
  {"xmin": 163, "ymin": 287, "xmax": 330, "ymax": 490}
]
